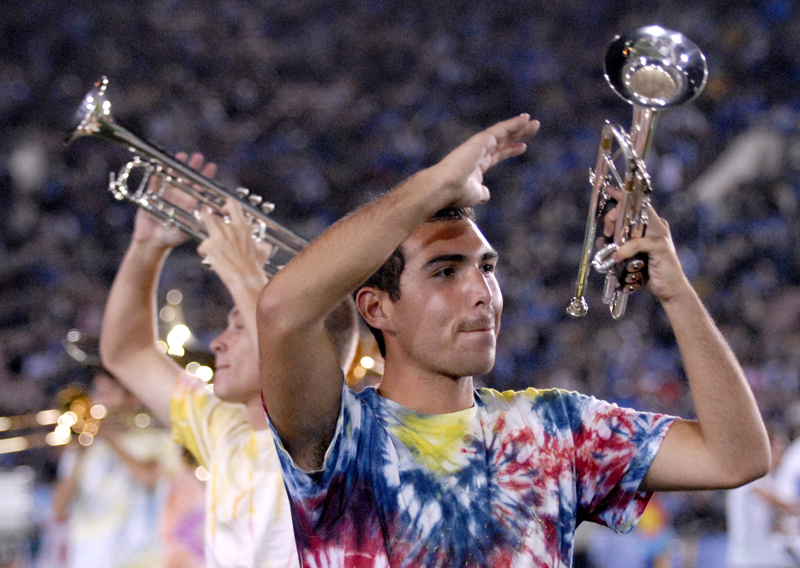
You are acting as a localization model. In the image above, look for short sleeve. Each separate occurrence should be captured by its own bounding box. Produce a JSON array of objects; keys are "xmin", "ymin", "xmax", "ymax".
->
[
  {"xmin": 567, "ymin": 392, "xmax": 677, "ymax": 533},
  {"xmin": 170, "ymin": 373, "xmax": 246, "ymax": 469}
]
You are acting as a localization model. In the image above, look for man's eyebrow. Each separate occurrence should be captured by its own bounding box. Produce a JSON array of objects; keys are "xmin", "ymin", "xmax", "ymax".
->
[
  {"xmin": 424, "ymin": 254, "xmax": 468, "ymax": 267},
  {"xmin": 423, "ymin": 250, "xmax": 498, "ymax": 268}
]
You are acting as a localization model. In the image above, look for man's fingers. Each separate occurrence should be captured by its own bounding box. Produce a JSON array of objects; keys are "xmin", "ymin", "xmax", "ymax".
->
[
  {"xmin": 490, "ymin": 142, "xmax": 528, "ymax": 166},
  {"xmin": 202, "ymin": 162, "xmax": 217, "ymax": 178},
  {"xmin": 175, "ymin": 151, "xmax": 217, "ymax": 180},
  {"xmin": 488, "ymin": 114, "xmax": 538, "ymax": 141},
  {"xmin": 483, "ymin": 116, "xmax": 539, "ymax": 168},
  {"xmin": 220, "ymin": 199, "xmax": 248, "ymax": 227},
  {"xmin": 187, "ymin": 152, "xmax": 205, "ymax": 170},
  {"xmin": 198, "ymin": 207, "xmax": 226, "ymax": 240},
  {"xmin": 603, "ymin": 206, "xmax": 619, "ymax": 237}
]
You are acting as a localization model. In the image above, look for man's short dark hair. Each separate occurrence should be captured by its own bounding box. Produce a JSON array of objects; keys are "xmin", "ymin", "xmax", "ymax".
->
[{"xmin": 355, "ymin": 206, "xmax": 476, "ymax": 357}]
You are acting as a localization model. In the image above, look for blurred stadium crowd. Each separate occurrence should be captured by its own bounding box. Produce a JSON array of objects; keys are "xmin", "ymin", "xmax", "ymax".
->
[{"xmin": 2, "ymin": 0, "xmax": 800, "ymax": 565}]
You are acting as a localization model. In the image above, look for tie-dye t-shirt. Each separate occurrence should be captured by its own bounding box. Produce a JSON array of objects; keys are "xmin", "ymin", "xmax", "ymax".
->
[
  {"xmin": 271, "ymin": 383, "xmax": 676, "ymax": 567},
  {"xmin": 171, "ymin": 373, "xmax": 299, "ymax": 568}
]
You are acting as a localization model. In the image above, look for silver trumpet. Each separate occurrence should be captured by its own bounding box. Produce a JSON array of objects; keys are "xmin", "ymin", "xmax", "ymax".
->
[
  {"xmin": 566, "ymin": 25, "xmax": 707, "ymax": 319},
  {"xmin": 66, "ymin": 76, "xmax": 308, "ymax": 276}
]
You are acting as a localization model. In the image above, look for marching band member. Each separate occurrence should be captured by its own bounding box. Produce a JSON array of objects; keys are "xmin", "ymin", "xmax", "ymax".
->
[
  {"xmin": 100, "ymin": 152, "xmax": 358, "ymax": 568},
  {"xmin": 257, "ymin": 115, "xmax": 769, "ymax": 567}
]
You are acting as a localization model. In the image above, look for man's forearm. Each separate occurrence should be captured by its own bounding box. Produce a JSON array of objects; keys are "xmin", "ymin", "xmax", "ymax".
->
[
  {"xmin": 260, "ymin": 113, "xmax": 538, "ymax": 329},
  {"xmin": 100, "ymin": 240, "xmax": 179, "ymax": 425},
  {"xmin": 101, "ymin": 240, "xmax": 169, "ymax": 366},
  {"xmin": 662, "ymin": 284, "xmax": 770, "ymax": 483}
]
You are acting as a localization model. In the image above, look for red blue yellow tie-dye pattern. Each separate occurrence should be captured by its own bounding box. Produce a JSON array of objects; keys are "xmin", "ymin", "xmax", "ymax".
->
[{"xmin": 270, "ymin": 383, "xmax": 676, "ymax": 567}]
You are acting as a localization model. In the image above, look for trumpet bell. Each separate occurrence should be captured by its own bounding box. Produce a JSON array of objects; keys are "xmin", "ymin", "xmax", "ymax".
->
[
  {"xmin": 605, "ymin": 25, "xmax": 708, "ymax": 109},
  {"xmin": 66, "ymin": 76, "xmax": 112, "ymax": 145}
]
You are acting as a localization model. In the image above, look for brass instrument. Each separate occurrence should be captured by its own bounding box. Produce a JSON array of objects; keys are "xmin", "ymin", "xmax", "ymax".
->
[
  {"xmin": 566, "ymin": 25, "xmax": 708, "ymax": 319},
  {"xmin": 0, "ymin": 384, "xmax": 160, "ymax": 454},
  {"xmin": 0, "ymin": 386, "xmax": 104, "ymax": 454},
  {"xmin": 66, "ymin": 76, "xmax": 308, "ymax": 275}
]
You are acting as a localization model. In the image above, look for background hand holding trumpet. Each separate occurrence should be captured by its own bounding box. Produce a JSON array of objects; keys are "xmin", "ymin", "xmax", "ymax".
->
[
  {"xmin": 196, "ymin": 199, "xmax": 274, "ymax": 293},
  {"xmin": 131, "ymin": 152, "xmax": 218, "ymax": 254}
]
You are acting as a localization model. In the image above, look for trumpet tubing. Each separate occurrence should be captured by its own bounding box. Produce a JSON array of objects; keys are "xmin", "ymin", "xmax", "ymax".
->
[
  {"xmin": 567, "ymin": 25, "xmax": 707, "ymax": 320},
  {"xmin": 0, "ymin": 393, "xmax": 103, "ymax": 454},
  {"xmin": 66, "ymin": 77, "xmax": 308, "ymax": 276}
]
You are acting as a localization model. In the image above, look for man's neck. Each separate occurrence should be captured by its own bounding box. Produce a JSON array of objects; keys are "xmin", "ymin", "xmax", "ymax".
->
[
  {"xmin": 376, "ymin": 370, "xmax": 475, "ymax": 415},
  {"xmin": 245, "ymin": 397, "xmax": 269, "ymax": 430}
]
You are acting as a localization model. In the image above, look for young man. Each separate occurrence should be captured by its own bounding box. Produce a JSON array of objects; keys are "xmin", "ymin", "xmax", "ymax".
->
[
  {"xmin": 257, "ymin": 114, "xmax": 771, "ymax": 567},
  {"xmin": 100, "ymin": 153, "xmax": 359, "ymax": 568}
]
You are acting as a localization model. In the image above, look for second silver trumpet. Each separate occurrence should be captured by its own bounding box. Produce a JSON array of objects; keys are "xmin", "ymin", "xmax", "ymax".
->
[{"xmin": 66, "ymin": 77, "xmax": 308, "ymax": 276}]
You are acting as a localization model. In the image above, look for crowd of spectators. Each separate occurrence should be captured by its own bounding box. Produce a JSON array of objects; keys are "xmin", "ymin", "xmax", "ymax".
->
[{"xmin": 2, "ymin": 0, "xmax": 800, "ymax": 564}]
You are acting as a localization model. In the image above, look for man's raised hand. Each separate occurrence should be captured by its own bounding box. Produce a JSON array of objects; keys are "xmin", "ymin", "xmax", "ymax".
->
[
  {"xmin": 131, "ymin": 152, "xmax": 217, "ymax": 249},
  {"xmin": 433, "ymin": 114, "xmax": 539, "ymax": 208}
]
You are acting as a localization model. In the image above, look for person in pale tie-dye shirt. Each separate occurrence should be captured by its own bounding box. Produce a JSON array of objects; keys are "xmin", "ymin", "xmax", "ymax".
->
[
  {"xmin": 101, "ymin": 152, "xmax": 359, "ymax": 568},
  {"xmin": 258, "ymin": 115, "xmax": 770, "ymax": 567}
]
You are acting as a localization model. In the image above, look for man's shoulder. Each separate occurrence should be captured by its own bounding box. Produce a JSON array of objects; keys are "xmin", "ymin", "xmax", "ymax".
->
[{"xmin": 171, "ymin": 373, "xmax": 251, "ymax": 430}]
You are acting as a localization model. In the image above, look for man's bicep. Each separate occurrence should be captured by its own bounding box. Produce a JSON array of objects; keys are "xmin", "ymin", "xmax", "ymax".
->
[
  {"xmin": 640, "ymin": 419, "xmax": 725, "ymax": 492},
  {"xmin": 260, "ymin": 325, "xmax": 344, "ymax": 471}
]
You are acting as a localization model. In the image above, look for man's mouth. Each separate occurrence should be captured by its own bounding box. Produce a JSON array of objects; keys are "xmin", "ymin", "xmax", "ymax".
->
[{"xmin": 458, "ymin": 316, "xmax": 495, "ymax": 333}]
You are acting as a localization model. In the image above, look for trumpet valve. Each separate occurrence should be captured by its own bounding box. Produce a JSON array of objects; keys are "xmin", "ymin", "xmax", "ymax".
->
[
  {"xmin": 610, "ymin": 291, "xmax": 629, "ymax": 320},
  {"xmin": 626, "ymin": 258, "xmax": 645, "ymax": 272},
  {"xmin": 602, "ymin": 273, "xmax": 618, "ymax": 305},
  {"xmin": 261, "ymin": 201, "xmax": 275, "ymax": 214},
  {"xmin": 235, "ymin": 186, "xmax": 250, "ymax": 198}
]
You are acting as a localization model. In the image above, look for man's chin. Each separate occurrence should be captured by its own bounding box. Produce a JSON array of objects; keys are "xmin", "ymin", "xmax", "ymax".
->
[
  {"xmin": 213, "ymin": 384, "xmax": 256, "ymax": 405},
  {"xmin": 449, "ymin": 355, "xmax": 495, "ymax": 378}
]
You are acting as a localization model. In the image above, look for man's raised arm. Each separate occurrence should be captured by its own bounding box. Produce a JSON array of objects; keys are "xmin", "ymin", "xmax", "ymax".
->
[
  {"xmin": 257, "ymin": 114, "xmax": 540, "ymax": 470},
  {"xmin": 602, "ymin": 204, "xmax": 772, "ymax": 491},
  {"xmin": 100, "ymin": 153, "xmax": 216, "ymax": 426}
]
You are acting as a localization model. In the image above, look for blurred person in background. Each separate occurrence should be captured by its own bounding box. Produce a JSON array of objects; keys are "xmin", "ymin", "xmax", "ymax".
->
[
  {"xmin": 159, "ymin": 448, "xmax": 206, "ymax": 568},
  {"xmin": 50, "ymin": 369, "xmax": 177, "ymax": 568},
  {"xmin": 100, "ymin": 153, "xmax": 359, "ymax": 568},
  {"xmin": 726, "ymin": 422, "xmax": 800, "ymax": 567}
]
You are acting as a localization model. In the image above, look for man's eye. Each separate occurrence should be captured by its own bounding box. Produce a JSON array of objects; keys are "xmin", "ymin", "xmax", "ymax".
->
[
  {"xmin": 482, "ymin": 263, "xmax": 496, "ymax": 273},
  {"xmin": 434, "ymin": 267, "xmax": 455, "ymax": 278}
]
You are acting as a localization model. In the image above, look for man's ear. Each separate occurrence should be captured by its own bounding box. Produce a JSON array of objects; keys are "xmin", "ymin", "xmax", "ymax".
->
[{"xmin": 356, "ymin": 287, "xmax": 393, "ymax": 332}]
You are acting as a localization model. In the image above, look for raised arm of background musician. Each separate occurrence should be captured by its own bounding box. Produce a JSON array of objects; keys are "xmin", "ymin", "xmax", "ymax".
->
[
  {"xmin": 258, "ymin": 114, "xmax": 540, "ymax": 470},
  {"xmin": 196, "ymin": 200, "xmax": 272, "ymax": 350},
  {"xmin": 601, "ymin": 202, "xmax": 771, "ymax": 491},
  {"xmin": 51, "ymin": 445, "xmax": 86, "ymax": 520},
  {"xmin": 100, "ymin": 153, "xmax": 217, "ymax": 426}
]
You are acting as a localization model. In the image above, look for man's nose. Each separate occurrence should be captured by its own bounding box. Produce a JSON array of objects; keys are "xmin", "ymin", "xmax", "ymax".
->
[
  {"xmin": 210, "ymin": 332, "xmax": 226, "ymax": 352},
  {"xmin": 467, "ymin": 267, "xmax": 494, "ymax": 306}
]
